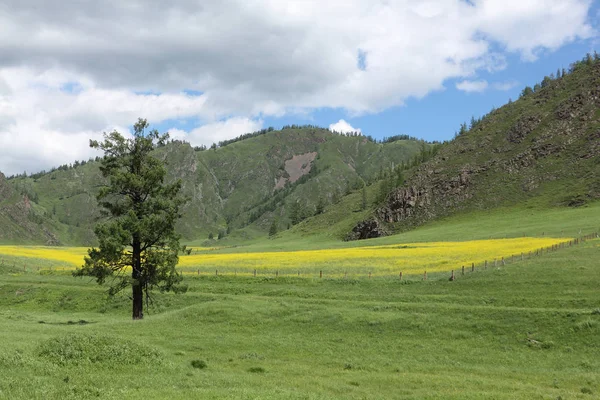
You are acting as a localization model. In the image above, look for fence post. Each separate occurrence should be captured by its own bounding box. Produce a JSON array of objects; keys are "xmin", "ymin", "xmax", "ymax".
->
[
  {"xmin": 423, "ymin": 271, "xmax": 427, "ymax": 281},
  {"xmin": 485, "ymin": 260, "xmax": 488, "ymax": 269},
  {"xmin": 253, "ymin": 269, "xmax": 256, "ymax": 277},
  {"xmin": 215, "ymin": 269, "xmax": 218, "ymax": 276},
  {"xmin": 368, "ymin": 272, "xmax": 371, "ymax": 279},
  {"xmin": 450, "ymin": 270, "xmax": 455, "ymax": 281},
  {"xmin": 320, "ymin": 270, "xmax": 322, "ymax": 279},
  {"xmin": 462, "ymin": 266, "xmax": 465, "ymax": 275},
  {"xmin": 276, "ymin": 270, "xmax": 278, "ymax": 278},
  {"xmin": 399, "ymin": 271, "xmax": 402, "ymax": 280},
  {"xmin": 501, "ymin": 257, "xmax": 505, "ymax": 266},
  {"xmin": 471, "ymin": 263, "xmax": 474, "ymax": 272}
]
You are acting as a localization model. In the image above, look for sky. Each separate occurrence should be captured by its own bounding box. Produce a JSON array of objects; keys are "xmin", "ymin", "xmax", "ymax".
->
[{"xmin": 0, "ymin": 0, "xmax": 599, "ymax": 175}]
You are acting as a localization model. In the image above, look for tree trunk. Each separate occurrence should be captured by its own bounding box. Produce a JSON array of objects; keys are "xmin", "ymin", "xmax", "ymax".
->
[
  {"xmin": 132, "ymin": 239, "xmax": 144, "ymax": 320},
  {"xmin": 132, "ymin": 278, "xmax": 144, "ymax": 320}
]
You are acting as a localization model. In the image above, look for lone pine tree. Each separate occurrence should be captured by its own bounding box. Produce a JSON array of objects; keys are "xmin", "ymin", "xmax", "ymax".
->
[{"xmin": 74, "ymin": 118, "xmax": 186, "ymax": 319}]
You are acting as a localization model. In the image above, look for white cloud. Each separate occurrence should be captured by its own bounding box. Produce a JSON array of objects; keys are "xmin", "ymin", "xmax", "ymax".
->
[
  {"xmin": 329, "ymin": 119, "xmax": 361, "ymax": 134},
  {"xmin": 492, "ymin": 80, "xmax": 520, "ymax": 91},
  {"xmin": 169, "ymin": 118, "xmax": 263, "ymax": 147},
  {"xmin": 0, "ymin": 0, "xmax": 596, "ymax": 174},
  {"xmin": 456, "ymin": 80, "xmax": 489, "ymax": 93}
]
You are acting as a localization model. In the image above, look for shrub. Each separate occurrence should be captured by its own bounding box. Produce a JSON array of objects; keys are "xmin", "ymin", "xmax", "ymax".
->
[
  {"xmin": 191, "ymin": 359, "xmax": 207, "ymax": 369},
  {"xmin": 248, "ymin": 366, "xmax": 265, "ymax": 373}
]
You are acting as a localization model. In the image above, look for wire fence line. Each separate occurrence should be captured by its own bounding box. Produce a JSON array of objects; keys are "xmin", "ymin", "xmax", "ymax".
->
[{"xmin": 1, "ymin": 232, "xmax": 598, "ymax": 282}]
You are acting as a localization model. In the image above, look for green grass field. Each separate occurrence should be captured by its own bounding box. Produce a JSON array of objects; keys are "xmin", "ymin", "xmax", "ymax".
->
[{"xmin": 0, "ymin": 204, "xmax": 599, "ymax": 399}]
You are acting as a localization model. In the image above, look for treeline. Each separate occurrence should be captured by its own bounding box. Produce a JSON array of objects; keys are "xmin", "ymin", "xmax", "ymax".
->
[
  {"xmin": 6, "ymin": 158, "xmax": 101, "ymax": 180},
  {"xmin": 217, "ymin": 127, "xmax": 276, "ymax": 148},
  {"xmin": 191, "ymin": 123, "xmax": 433, "ymax": 153},
  {"xmin": 195, "ymin": 125, "xmax": 323, "ymax": 152},
  {"xmin": 454, "ymin": 52, "xmax": 600, "ymax": 140},
  {"xmin": 519, "ymin": 51, "xmax": 600, "ymax": 99}
]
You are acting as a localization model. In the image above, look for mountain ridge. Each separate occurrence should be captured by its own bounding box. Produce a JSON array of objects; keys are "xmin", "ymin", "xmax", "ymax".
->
[{"xmin": 0, "ymin": 128, "xmax": 429, "ymax": 245}]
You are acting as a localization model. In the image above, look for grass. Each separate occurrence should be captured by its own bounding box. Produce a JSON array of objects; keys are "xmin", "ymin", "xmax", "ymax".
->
[
  {"xmin": 0, "ymin": 206, "xmax": 598, "ymax": 399},
  {"xmin": 0, "ymin": 237, "xmax": 571, "ymax": 278},
  {"xmin": 176, "ymin": 237, "xmax": 569, "ymax": 277}
]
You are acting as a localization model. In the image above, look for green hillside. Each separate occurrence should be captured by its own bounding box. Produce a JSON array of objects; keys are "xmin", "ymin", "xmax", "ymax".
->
[
  {"xmin": 349, "ymin": 56, "xmax": 600, "ymax": 238},
  {"xmin": 0, "ymin": 128, "xmax": 427, "ymax": 245}
]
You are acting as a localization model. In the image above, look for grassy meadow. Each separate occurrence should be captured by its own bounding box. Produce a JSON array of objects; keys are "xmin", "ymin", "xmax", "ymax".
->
[{"xmin": 0, "ymin": 204, "xmax": 599, "ymax": 399}]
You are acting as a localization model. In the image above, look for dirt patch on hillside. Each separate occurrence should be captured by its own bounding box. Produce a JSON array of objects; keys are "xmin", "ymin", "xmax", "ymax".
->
[{"xmin": 275, "ymin": 152, "xmax": 317, "ymax": 189}]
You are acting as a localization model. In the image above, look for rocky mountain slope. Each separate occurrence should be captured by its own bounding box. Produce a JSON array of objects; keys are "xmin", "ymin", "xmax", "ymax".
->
[{"xmin": 350, "ymin": 56, "xmax": 600, "ymax": 239}]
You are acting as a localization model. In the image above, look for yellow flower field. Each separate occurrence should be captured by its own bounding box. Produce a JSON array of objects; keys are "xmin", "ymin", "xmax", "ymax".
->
[
  {"xmin": 0, "ymin": 237, "xmax": 569, "ymax": 277},
  {"xmin": 0, "ymin": 246, "xmax": 86, "ymax": 268},
  {"xmin": 177, "ymin": 237, "xmax": 569, "ymax": 276}
]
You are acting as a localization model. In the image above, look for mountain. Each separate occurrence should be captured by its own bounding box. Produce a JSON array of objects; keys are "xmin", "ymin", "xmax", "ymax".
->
[
  {"xmin": 0, "ymin": 127, "xmax": 429, "ymax": 245},
  {"xmin": 349, "ymin": 56, "xmax": 600, "ymax": 239},
  {"xmin": 0, "ymin": 172, "xmax": 61, "ymax": 244}
]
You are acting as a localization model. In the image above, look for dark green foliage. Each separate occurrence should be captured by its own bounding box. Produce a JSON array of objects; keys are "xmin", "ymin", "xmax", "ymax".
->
[
  {"xmin": 268, "ymin": 218, "xmax": 278, "ymax": 237},
  {"xmin": 520, "ymin": 86, "xmax": 534, "ymax": 97},
  {"xmin": 315, "ymin": 197, "xmax": 325, "ymax": 215},
  {"xmin": 208, "ymin": 232, "xmax": 214, "ymax": 240},
  {"xmin": 289, "ymin": 201, "xmax": 308, "ymax": 225},
  {"xmin": 380, "ymin": 134, "xmax": 422, "ymax": 143},
  {"xmin": 191, "ymin": 359, "xmax": 207, "ymax": 369},
  {"xmin": 248, "ymin": 366, "xmax": 265, "ymax": 373},
  {"xmin": 73, "ymin": 118, "xmax": 186, "ymax": 319}
]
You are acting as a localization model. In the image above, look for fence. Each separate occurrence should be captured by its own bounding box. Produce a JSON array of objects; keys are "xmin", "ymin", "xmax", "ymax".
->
[
  {"xmin": 1, "ymin": 232, "xmax": 598, "ymax": 281},
  {"xmin": 188, "ymin": 232, "xmax": 599, "ymax": 282}
]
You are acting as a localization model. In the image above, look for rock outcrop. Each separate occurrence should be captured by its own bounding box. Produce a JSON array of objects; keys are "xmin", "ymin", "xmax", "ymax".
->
[{"xmin": 346, "ymin": 218, "xmax": 387, "ymax": 241}]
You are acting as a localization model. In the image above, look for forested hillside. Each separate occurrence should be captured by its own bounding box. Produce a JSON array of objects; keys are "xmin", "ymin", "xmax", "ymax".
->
[{"xmin": 0, "ymin": 127, "xmax": 430, "ymax": 245}]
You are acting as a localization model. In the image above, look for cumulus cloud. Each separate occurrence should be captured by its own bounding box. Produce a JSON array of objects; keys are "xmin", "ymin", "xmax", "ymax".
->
[
  {"xmin": 329, "ymin": 120, "xmax": 362, "ymax": 134},
  {"xmin": 492, "ymin": 80, "xmax": 520, "ymax": 91},
  {"xmin": 0, "ymin": 0, "xmax": 596, "ymax": 174},
  {"xmin": 456, "ymin": 80, "xmax": 489, "ymax": 93}
]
